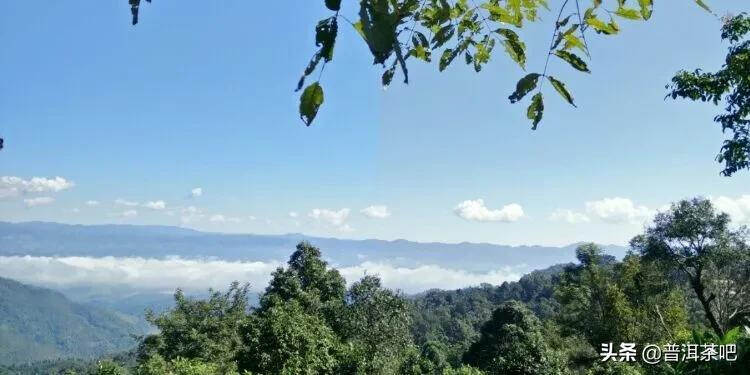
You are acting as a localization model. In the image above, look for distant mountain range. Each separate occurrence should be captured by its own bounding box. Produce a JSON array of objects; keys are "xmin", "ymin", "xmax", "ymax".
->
[
  {"xmin": 0, "ymin": 276, "xmax": 141, "ymax": 366},
  {"xmin": 0, "ymin": 221, "xmax": 627, "ymax": 272}
]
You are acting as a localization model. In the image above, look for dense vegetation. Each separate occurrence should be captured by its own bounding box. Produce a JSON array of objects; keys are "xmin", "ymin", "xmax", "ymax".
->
[
  {"xmin": 0, "ymin": 277, "xmax": 141, "ymax": 366},
  {"xmin": 13, "ymin": 196, "xmax": 748, "ymax": 375}
]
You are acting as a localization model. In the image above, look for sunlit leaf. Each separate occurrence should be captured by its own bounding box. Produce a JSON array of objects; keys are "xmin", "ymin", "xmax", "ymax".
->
[
  {"xmin": 586, "ymin": 16, "xmax": 619, "ymax": 35},
  {"xmin": 548, "ymin": 76, "xmax": 576, "ymax": 107},
  {"xmin": 615, "ymin": 7, "xmax": 642, "ymax": 20},
  {"xmin": 432, "ymin": 24, "xmax": 456, "ymax": 48},
  {"xmin": 496, "ymin": 28, "xmax": 527, "ymax": 69},
  {"xmin": 555, "ymin": 51, "xmax": 590, "ymax": 73},
  {"xmin": 300, "ymin": 82, "xmax": 325, "ymax": 126},
  {"xmin": 563, "ymin": 33, "xmax": 587, "ymax": 55},
  {"xmin": 638, "ymin": 0, "xmax": 653, "ymax": 20}
]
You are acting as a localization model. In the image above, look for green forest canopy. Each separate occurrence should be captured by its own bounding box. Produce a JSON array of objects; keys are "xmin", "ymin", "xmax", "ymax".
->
[{"xmin": 14, "ymin": 196, "xmax": 747, "ymax": 375}]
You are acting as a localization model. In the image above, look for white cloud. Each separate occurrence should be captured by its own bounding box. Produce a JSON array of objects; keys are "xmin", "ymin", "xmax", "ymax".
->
[
  {"xmin": 288, "ymin": 212, "xmax": 299, "ymax": 218},
  {"xmin": 712, "ymin": 195, "xmax": 750, "ymax": 224},
  {"xmin": 248, "ymin": 215, "xmax": 257, "ymax": 221},
  {"xmin": 360, "ymin": 205, "xmax": 391, "ymax": 219},
  {"xmin": 338, "ymin": 224, "xmax": 355, "ymax": 233},
  {"xmin": 70, "ymin": 208, "xmax": 81, "ymax": 214},
  {"xmin": 309, "ymin": 208, "xmax": 351, "ymax": 227},
  {"xmin": 339, "ymin": 262, "xmax": 523, "ymax": 294},
  {"xmin": 190, "ymin": 188, "xmax": 203, "ymax": 198},
  {"xmin": 0, "ymin": 256, "xmax": 282, "ymax": 294},
  {"xmin": 549, "ymin": 209, "xmax": 590, "ymax": 224},
  {"xmin": 144, "ymin": 200, "xmax": 167, "ymax": 210},
  {"xmin": 85, "ymin": 200, "xmax": 100, "ymax": 207},
  {"xmin": 209, "ymin": 214, "xmax": 242, "ymax": 223},
  {"xmin": 118, "ymin": 209, "xmax": 138, "ymax": 218},
  {"xmin": 24, "ymin": 197, "xmax": 55, "ymax": 207},
  {"xmin": 0, "ymin": 176, "xmax": 74, "ymax": 198},
  {"xmin": 181, "ymin": 206, "xmax": 204, "ymax": 224},
  {"xmin": 0, "ymin": 256, "xmax": 523, "ymax": 295},
  {"xmin": 585, "ymin": 197, "xmax": 653, "ymax": 224},
  {"xmin": 115, "ymin": 198, "xmax": 139, "ymax": 207},
  {"xmin": 453, "ymin": 199, "xmax": 524, "ymax": 222}
]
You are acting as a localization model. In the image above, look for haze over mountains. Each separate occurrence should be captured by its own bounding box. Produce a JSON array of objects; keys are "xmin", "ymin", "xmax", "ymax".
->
[
  {"xmin": 0, "ymin": 221, "xmax": 626, "ymax": 272},
  {"xmin": 0, "ymin": 221, "xmax": 627, "ymax": 367},
  {"xmin": 0, "ymin": 220, "xmax": 627, "ymax": 317}
]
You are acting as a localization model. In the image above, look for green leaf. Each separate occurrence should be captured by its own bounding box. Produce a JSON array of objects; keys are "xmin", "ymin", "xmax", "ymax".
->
[
  {"xmin": 615, "ymin": 7, "xmax": 642, "ymax": 20},
  {"xmin": 555, "ymin": 51, "xmax": 590, "ymax": 72},
  {"xmin": 496, "ymin": 28, "xmax": 527, "ymax": 69},
  {"xmin": 586, "ymin": 15, "xmax": 619, "ymax": 34},
  {"xmin": 508, "ymin": 73, "xmax": 541, "ymax": 103},
  {"xmin": 695, "ymin": 0, "xmax": 711, "ymax": 13},
  {"xmin": 299, "ymin": 82, "xmax": 325, "ymax": 126},
  {"xmin": 638, "ymin": 0, "xmax": 653, "ymax": 20},
  {"xmin": 352, "ymin": 21, "xmax": 365, "ymax": 39},
  {"xmin": 547, "ymin": 76, "xmax": 576, "ymax": 107},
  {"xmin": 382, "ymin": 66, "xmax": 396, "ymax": 88},
  {"xmin": 432, "ymin": 24, "xmax": 456, "ymax": 48},
  {"xmin": 482, "ymin": 3, "xmax": 523, "ymax": 27},
  {"xmin": 557, "ymin": 14, "xmax": 573, "ymax": 29},
  {"xmin": 527, "ymin": 93, "xmax": 544, "ymax": 129},
  {"xmin": 410, "ymin": 44, "xmax": 431, "ymax": 62},
  {"xmin": 562, "ymin": 33, "xmax": 587, "ymax": 55},
  {"xmin": 324, "ymin": 0, "xmax": 341, "ymax": 11},
  {"xmin": 439, "ymin": 48, "xmax": 458, "ymax": 71},
  {"xmin": 315, "ymin": 17, "xmax": 338, "ymax": 62}
]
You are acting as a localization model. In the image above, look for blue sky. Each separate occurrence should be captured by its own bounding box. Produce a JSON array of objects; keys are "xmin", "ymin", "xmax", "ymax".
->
[{"xmin": 1, "ymin": 0, "xmax": 749, "ymax": 246}]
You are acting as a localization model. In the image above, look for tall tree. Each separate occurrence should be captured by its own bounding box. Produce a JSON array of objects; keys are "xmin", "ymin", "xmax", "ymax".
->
[
  {"xmin": 667, "ymin": 13, "xmax": 750, "ymax": 176},
  {"xmin": 463, "ymin": 300, "xmax": 565, "ymax": 375},
  {"xmin": 238, "ymin": 301, "xmax": 342, "ymax": 375},
  {"xmin": 137, "ymin": 282, "xmax": 250, "ymax": 372},
  {"xmin": 631, "ymin": 197, "xmax": 750, "ymax": 336},
  {"xmin": 340, "ymin": 275, "xmax": 416, "ymax": 374},
  {"xmin": 260, "ymin": 241, "xmax": 347, "ymax": 329}
]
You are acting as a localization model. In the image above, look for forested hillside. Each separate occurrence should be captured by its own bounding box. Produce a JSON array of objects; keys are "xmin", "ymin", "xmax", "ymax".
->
[
  {"xmin": 4, "ymin": 198, "xmax": 750, "ymax": 375},
  {"xmin": 0, "ymin": 277, "xmax": 141, "ymax": 366}
]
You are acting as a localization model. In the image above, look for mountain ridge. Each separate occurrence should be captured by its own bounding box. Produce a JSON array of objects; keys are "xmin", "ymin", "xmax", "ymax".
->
[
  {"xmin": 0, "ymin": 276, "xmax": 141, "ymax": 366},
  {"xmin": 0, "ymin": 221, "xmax": 627, "ymax": 273}
]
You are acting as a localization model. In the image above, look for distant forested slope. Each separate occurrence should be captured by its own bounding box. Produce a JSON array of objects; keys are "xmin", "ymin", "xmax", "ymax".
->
[
  {"xmin": 0, "ymin": 276, "xmax": 141, "ymax": 365},
  {"xmin": 410, "ymin": 263, "xmax": 573, "ymax": 365}
]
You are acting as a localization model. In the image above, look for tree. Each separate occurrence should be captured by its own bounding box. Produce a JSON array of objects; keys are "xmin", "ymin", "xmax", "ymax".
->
[
  {"xmin": 238, "ymin": 301, "xmax": 341, "ymax": 375},
  {"xmin": 138, "ymin": 356, "xmax": 233, "ymax": 375},
  {"xmin": 667, "ymin": 13, "xmax": 750, "ymax": 176},
  {"xmin": 555, "ymin": 244, "xmax": 638, "ymax": 347},
  {"xmin": 555, "ymin": 243, "xmax": 690, "ymax": 368},
  {"xmin": 95, "ymin": 361, "xmax": 128, "ymax": 375},
  {"xmin": 631, "ymin": 197, "xmax": 750, "ymax": 337},
  {"xmin": 259, "ymin": 241, "xmax": 347, "ymax": 330},
  {"xmin": 462, "ymin": 300, "xmax": 565, "ymax": 375},
  {"xmin": 137, "ymin": 282, "xmax": 250, "ymax": 372},
  {"xmin": 340, "ymin": 275, "xmax": 416, "ymax": 374}
]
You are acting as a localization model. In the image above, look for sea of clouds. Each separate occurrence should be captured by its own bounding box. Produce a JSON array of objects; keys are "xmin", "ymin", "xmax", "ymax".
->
[{"xmin": 2, "ymin": 255, "xmax": 524, "ymax": 295}]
